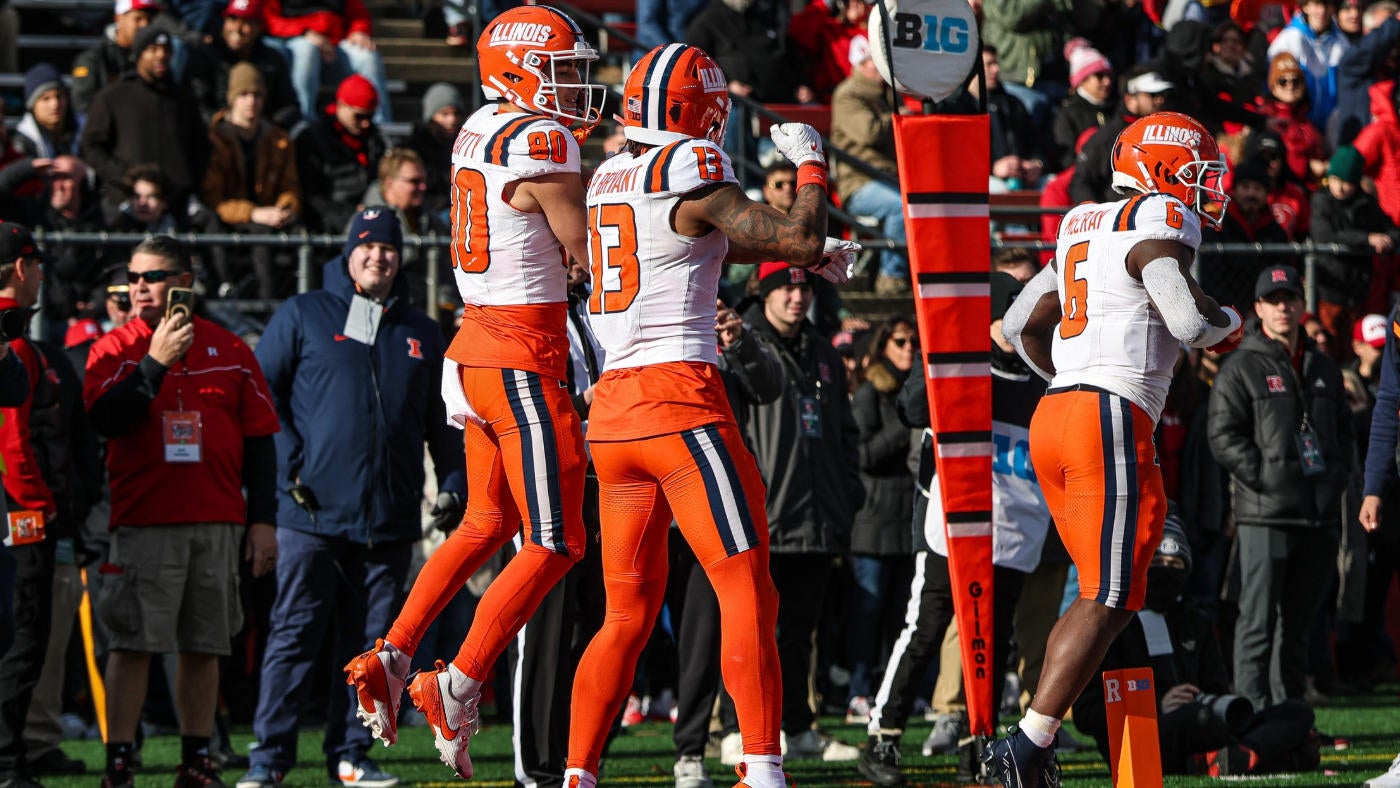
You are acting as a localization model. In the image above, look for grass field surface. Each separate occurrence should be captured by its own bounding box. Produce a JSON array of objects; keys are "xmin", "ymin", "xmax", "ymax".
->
[{"xmin": 33, "ymin": 685, "xmax": 1400, "ymax": 787}]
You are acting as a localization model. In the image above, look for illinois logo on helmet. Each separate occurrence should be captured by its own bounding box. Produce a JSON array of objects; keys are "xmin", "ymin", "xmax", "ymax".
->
[
  {"xmin": 476, "ymin": 5, "xmax": 606, "ymax": 128},
  {"xmin": 621, "ymin": 44, "xmax": 731, "ymax": 146},
  {"xmin": 1111, "ymin": 111, "xmax": 1230, "ymax": 229}
]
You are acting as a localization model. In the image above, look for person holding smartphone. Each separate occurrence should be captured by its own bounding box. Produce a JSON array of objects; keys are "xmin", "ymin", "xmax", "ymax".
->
[{"xmin": 82, "ymin": 235, "xmax": 280, "ymax": 788}]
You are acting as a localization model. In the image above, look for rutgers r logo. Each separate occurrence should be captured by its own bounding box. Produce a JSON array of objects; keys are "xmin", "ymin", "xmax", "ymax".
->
[
  {"xmin": 406, "ymin": 338, "xmax": 423, "ymax": 359},
  {"xmin": 1266, "ymin": 375, "xmax": 1285, "ymax": 393}
]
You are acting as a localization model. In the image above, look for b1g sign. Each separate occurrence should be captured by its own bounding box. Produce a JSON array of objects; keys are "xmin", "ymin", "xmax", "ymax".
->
[{"xmin": 867, "ymin": 0, "xmax": 978, "ymax": 101}]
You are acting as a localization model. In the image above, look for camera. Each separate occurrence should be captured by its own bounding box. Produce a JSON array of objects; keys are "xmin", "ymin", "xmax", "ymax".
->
[
  {"xmin": 0, "ymin": 307, "xmax": 33, "ymax": 342},
  {"xmin": 1196, "ymin": 693, "xmax": 1254, "ymax": 735}
]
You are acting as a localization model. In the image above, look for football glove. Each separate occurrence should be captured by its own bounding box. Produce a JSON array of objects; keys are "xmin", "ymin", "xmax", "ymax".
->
[
  {"xmin": 812, "ymin": 237, "xmax": 860, "ymax": 284},
  {"xmin": 428, "ymin": 491, "xmax": 466, "ymax": 534},
  {"xmin": 1207, "ymin": 306, "xmax": 1244, "ymax": 354},
  {"xmin": 770, "ymin": 122, "xmax": 826, "ymax": 169}
]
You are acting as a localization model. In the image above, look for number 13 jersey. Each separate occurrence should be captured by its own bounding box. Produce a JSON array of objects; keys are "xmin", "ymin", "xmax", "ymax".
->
[
  {"xmin": 584, "ymin": 137, "xmax": 737, "ymax": 441},
  {"xmin": 446, "ymin": 104, "xmax": 580, "ymax": 379},
  {"xmin": 1050, "ymin": 192, "xmax": 1201, "ymax": 422}
]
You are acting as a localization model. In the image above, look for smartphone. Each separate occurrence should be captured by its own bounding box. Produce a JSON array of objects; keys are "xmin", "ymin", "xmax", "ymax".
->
[{"xmin": 166, "ymin": 287, "xmax": 195, "ymax": 322}]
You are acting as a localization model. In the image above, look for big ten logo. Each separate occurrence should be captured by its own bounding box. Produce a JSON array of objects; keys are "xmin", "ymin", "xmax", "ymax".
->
[
  {"xmin": 992, "ymin": 433, "xmax": 1035, "ymax": 481},
  {"xmin": 1104, "ymin": 676, "xmax": 1152, "ymax": 704},
  {"xmin": 966, "ymin": 581, "xmax": 989, "ymax": 679},
  {"xmin": 891, "ymin": 12, "xmax": 970, "ymax": 54}
]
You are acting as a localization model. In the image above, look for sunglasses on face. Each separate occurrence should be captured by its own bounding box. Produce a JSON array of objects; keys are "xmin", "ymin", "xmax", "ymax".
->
[
  {"xmin": 350, "ymin": 111, "xmax": 373, "ymax": 123},
  {"xmin": 767, "ymin": 179, "xmax": 795, "ymax": 189},
  {"xmin": 1276, "ymin": 77, "xmax": 1303, "ymax": 88},
  {"xmin": 127, "ymin": 269, "xmax": 178, "ymax": 284},
  {"xmin": 891, "ymin": 336, "xmax": 918, "ymax": 348}
]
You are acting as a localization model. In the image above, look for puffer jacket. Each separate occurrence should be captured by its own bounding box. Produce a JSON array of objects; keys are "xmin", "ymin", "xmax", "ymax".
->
[
  {"xmin": 1207, "ymin": 325, "xmax": 1351, "ymax": 528},
  {"xmin": 738, "ymin": 303, "xmax": 864, "ymax": 554},
  {"xmin": 1354, "ymin": 80, "xmax": 1400, "ymax": 224},
  {"xmin": 850, "ymin": 360, "xmax": 913, "ymax": 556}
]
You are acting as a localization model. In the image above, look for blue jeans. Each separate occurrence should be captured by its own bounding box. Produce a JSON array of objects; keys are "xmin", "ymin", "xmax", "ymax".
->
[
  {"xmin": 844, "ymin": 179, "xmax": 908, "ymax": 280},
  {"xmin": 635, "ymin": 0, "xmax": 706, "ymax": 50},
  {"xmin": 266, "ymin": 35, "xmax": 393, "ymax": 124},
  {"xmin": 249, "ymin": 528, "xmax": 412, "ymax": 775},
  {"xmin": 442, "ymin": 0, "xmax": 519, "ymax": 27},
  {"xmin": 845, "ymin": 554, "xmax": 914, "ymax": 699}
]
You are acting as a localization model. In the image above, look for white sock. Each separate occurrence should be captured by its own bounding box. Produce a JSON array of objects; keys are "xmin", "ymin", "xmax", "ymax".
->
[
  {"xmin": 740, "ymin": 756, "xmax": 784, "ymax": 788},
  {"xmin": 1019, "ymin": 709, "xmax": 1061, "ymax": 749},
  {"xmin": 562, "ymin": 768, "xmax": 596, "ymax": 788},
  {"xmin": 445, "ymin": 663, "xmax": 482, "ymax": 702}
]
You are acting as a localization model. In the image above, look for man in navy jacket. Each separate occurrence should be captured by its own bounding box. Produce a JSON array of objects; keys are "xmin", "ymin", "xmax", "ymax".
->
[{"xmin": 242, "ymin": 208, "xmax": 465, "ymax": 788}]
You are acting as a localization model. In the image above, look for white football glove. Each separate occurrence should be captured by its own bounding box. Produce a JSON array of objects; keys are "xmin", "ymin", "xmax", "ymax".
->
[
  {"xmin": 770, "ymin": 122, "xmax": 826, "ymax": 169},
  {"xmin": 811, "ymin": 237, "xmax": 859, "ymax": 284}
]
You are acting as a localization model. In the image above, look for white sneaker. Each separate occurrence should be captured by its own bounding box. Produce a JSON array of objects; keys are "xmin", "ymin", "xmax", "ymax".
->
[
  {"xmin": 406, "ymin": 661, "xmax": 482, "ymax": 778},
  {"xmin": 922, "ymin": 711, "xmax": 966, "ymax": 756},
  {"xmin": 784, "ymin": 728, "xmax": 859, "ymax": 761},
  {"xmin": 344, "ymin": 639, "xmax": 412, "ymax": 747},
  {"xmin": 1366, "ymin": 753, "xmax": 1400, "ymax": 787},
  {"xmin": 719, "ymin": 732, "xmax": 744, "ymax": 766},
  {"xmin": 673, "ymin": 755, "xmax": 712, "ymax": 788}
]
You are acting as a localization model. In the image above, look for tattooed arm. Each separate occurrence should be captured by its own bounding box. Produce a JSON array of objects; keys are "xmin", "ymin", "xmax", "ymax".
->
[{"xmin": 674, "ymin": 181, "xmax": 826, "ymax": 267}]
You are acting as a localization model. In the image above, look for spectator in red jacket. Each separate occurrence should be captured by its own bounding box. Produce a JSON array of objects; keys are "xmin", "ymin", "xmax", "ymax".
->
[
  {"xmin": 262, "ymin": 0, "xmax": 392, "ymax": 123},
  {"xmin": 789, "ymin": 0, "xmax": 870, "ymax": 103},
  {"xmin": 1258, "ymin": 52, "xmax": 1328, "ymax": 187},
  {"xmin": 1355, "ymin": 79, "xmax": 1400, "ymax": 225}
]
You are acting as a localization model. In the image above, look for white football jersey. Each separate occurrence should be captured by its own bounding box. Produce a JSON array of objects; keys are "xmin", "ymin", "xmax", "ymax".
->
[
  {"xmin": 448, "ymin": 104, "xmax": 580, "ymax": 307},
  {"xmin": 1049, "ymin": 192, "xmax": 1202, "ymax": 422},
  {"xmin": 585, "ymin": 138, "xmax": 736, "ymax": 370}
]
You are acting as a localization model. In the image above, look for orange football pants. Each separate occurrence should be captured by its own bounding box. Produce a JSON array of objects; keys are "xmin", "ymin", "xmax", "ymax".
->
[
  {"xmin": 386, "ymin": 366, "xmax": 586, "ymax": 679},
  {"xmin": 566, "ymin": 422, "xmax": 781, "ymax": 772},
  {"xmin": 1029, "ymin": 387, "xmax": 1165, "ymax": 611}
]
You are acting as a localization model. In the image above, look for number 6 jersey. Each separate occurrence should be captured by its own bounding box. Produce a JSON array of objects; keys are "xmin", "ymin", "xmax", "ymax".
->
[
  {"xmin": 1050, "ymin": 192, "xmax": 1202, "ymax": 422},
  {"xmin": 583, "ymin": 137, "xmax": 737, "ymax": 441},
  {"xmin": 445, "ymin": 104, "xmax": 580, "ymax": 379}
]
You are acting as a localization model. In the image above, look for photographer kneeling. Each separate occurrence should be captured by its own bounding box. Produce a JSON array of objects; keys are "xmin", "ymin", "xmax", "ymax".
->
[{"xmin": 1072, "ymin": 509, "xmax": 1320, "ymax": 776}]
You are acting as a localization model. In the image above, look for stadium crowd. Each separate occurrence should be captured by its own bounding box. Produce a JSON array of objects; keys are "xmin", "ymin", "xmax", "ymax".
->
[{"xmin": 0, "ymin": 0, "xmax": 1399, "ymax": 786}]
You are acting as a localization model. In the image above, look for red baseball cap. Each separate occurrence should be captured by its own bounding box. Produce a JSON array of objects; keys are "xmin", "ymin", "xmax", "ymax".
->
[
  {"xmin": 224, "ymin": 0, "xmax": 263, "ymax": 19},
  {"xmin": 115, "ymin": 0, "xmax": 161, "ymax": 15},
  {"xmin": 1354, "ymin": 313, "xmax": 1387, "ymax": 349}
]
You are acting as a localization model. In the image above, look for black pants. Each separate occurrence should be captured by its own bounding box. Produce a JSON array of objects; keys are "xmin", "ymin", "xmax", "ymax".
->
[
  {"xmin": 0, "ymin": 539, "xmax": 54, "ymax": 774},
  {"xmin": 868, "ymin": 551, "xmax": 1025, "ymax": 733},
  {"xmin": 1159, "ymin": 698, "xmax": 1316, "ymax": 774},
  {"xmin": 510, "ymin": 481, "xmax": 606, "ymax": 788},
  {"xmin": 668, "ymin": 529, "xmax": 721, "ymax": 758},
  {"xmin": 770, "ymin": 553, "xmax": 834, "ymax": 733}
]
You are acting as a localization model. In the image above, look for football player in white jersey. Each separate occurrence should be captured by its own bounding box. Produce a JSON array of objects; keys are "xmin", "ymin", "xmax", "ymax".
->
[
  {"xmin": 559, "ymin": 43, "xmax": 858, "ymax": 788},
  {"xmin": 991, "ymin": 112, "xmax": 1245, "ymax": 787},
  {"xmin": 345, "ymin": 5, "xmax": 605, "ymax": 780}
]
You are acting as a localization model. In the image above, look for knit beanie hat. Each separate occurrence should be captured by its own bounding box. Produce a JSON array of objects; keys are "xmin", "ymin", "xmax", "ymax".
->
[
  {"xmin": 1327, "ymin": 145, "xmax": 1365, "ymax": 184},
  {"xmin": 336, "ymin": 74, "xmax": 379, "ymax": 112},
  {"xmin": 132, "ymin": 26, "xmax": 172, "ymax": 59},
  {"xmin": 421, "ymin": 82, "xmax": 464, "ymax": 123},
  {"xmin": 23, "ymin": 63, "xmax": 64, "ymax": 111},
  {"xmin": 1065, "ymin": 37, "xmax": 1112, "ymax": 90},
  {"xmin": 344, "ymin": 207, "xmax": 403, "ymax": 258},
  {"xmin": 757, "ymin": 262, "xmax": 810, "ymax": 298},
  {"xmin": 226, "ymin": 61, "xmax": 264, "ymax": 107},
  {"xmin": 1232, "ymin": 156, "xmax": 1271, "ymax": 189},
  {"xmin": 1268, "ymin": 52, "xmax": 1303, "ymax": 86}
]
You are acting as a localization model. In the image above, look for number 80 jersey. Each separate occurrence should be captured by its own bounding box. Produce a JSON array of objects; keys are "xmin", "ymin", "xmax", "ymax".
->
[{"xmin": 1049, "ymin": 192, "xmax": 1202, "ymax": 423}]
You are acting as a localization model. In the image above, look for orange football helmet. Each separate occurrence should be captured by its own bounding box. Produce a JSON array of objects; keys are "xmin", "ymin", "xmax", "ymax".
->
[
  {"xmin": 476, "ymin": 5, "xmax": 605, "ymax": 127},
  {"xmin": 1111, "ymin": 112, "xmax": 1230, "ymax": 229},
  {"xmin": 621, "ymin": 44, "xmax": 731, "ymax": 146}
]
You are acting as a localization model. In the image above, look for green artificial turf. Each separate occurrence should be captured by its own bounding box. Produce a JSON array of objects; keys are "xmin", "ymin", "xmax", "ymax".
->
[{"xmin": 33, "ymin": 685, "xmax": 1400, "ymax": 786}]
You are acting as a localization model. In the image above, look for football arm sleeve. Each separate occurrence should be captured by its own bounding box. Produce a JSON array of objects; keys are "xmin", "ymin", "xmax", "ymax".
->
[
  {"xmin": 1001, "ymin": 264, "xmax": 1059, "ymax": 382},
  {"xmin": 1140, "ymin": 257, "xmax": 1242, "ymax": 348}
]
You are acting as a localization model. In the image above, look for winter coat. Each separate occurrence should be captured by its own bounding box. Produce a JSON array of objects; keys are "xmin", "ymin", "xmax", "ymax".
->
[
  {"xmin": 738, "ymin": 303, "xmax": 864, "ymax": 554},
  {"xmin": 202, "ymin": 112, "xmax": 302, "ymax": 226},
  {"xmin": 1050, "ymin": 91, "xmax": 1109, "ymax": 171},
  {"xmin": 684, "ymin": 0, "xmax": 796, "ymax": 102},
  {"xmin": 13, "ymin": 110, "xmax": 84, "ymax": 159},
  {"xmin": 1309, "ymin": 185, "xmax": 1400, "ymax": 306},
  {"xmin": 70, "ymin": 33, "xmax": 131, "ymax": 112},
  {"xmin": 981, "ymin": 0, "xmax": 1078, "ymax": 89},
  {"xmin": 1335, "ymin": 16, "xmax": 1400, "ymax": 146},
  {"xmin": 1207, "ymin": 326, "xmax": 1351, "ymax": 528},
  {"xmin": 292, "ymin": 108, "xmax": 386, "ymax": 232},
  {"xmin": 1256, "ymin": 97, "xmax": 1325, "ymax": 187},
  {"xmin": 186, "ymin": 37, "xmax": 302, "ymax": 128},
  {"xmin": 253, "ymin": 257, "xmax": 465, "ymax": 544},
  {"xmin": 263, "ymin": 0, "xmax": 372, "ymax": 44},
  {"xmin": 830, "ymin": 70, "xmax": 895, "ymax": 204},
  {"xmin": 1267, "ymin": 13, "xmax": 1351, "ymax": 129},
  {"xmin": 850, "ymin": 360, "xmax": 913, "ymax": 556},
  {"xmin": 79, "ymin": 73, "xmax": 209, "ymax": 208},
  {"xmin": 1354, "ymin": 80, "xmax": 1400, "ymax": 225},
  {"xmin": 1069, "ymin": 110, "xmax": 1133, "ymax": 205}
]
